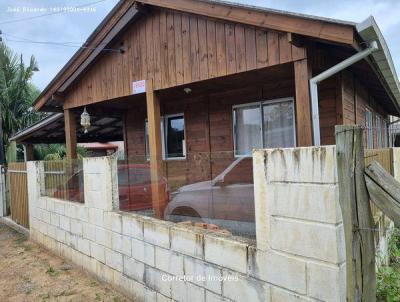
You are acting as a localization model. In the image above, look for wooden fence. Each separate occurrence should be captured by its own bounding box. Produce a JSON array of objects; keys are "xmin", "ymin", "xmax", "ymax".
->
[
  {"xmin": 7, "ymin": 162, "xmax": 29, "ymax": 228},
  {"xmin": 336, "ymin": 125, "xmax": 376, "ymax": 301},
  {"xmin": 364, "ymin": 148, "xmax": 393, "ymax": 248},
  {"xmin": 365, "ymin": 148, "xmax": 393, "ymax": 175}
]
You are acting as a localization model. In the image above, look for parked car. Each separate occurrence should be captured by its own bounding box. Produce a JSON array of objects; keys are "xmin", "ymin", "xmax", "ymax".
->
[
  {"xmin": 164, "ymin": 157, "xmax": 255, "ymax": 223},
  {"xmin": 52, "ymin": 163, "xmax": 168, "ymax": 211}
]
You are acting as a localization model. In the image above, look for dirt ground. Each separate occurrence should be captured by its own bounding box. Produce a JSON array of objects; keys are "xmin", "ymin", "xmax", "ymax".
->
[{"xmin": 0, "ymin": 222, "xmax": 133, "ymax": 302}]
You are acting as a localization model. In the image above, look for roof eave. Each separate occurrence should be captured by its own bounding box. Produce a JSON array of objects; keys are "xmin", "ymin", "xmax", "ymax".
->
[
  {"xmin": 356, "ymin": 16, "xmax": 400, "ymax": 115},
  {"xmin": 33, "ymin": 0, "xmax": 133, "ymax": 111},
  {"xmin": 9, "ymin": 113, "xmax": 64, "ymax": 143}
]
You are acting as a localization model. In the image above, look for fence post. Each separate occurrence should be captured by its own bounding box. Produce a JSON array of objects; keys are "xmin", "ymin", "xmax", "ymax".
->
[
  {"xmin": 0, "ymin": 165, "xmax": 5, "ymax": 217},
  {"xmin": 335, "ymin": 125, "xmax": 376, "ymax": 301}
]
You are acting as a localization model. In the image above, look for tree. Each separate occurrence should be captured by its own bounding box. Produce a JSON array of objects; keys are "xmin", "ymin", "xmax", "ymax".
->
[{"xmin": 0, "ymin": 42, "xmax": 42, "ymax": 164}]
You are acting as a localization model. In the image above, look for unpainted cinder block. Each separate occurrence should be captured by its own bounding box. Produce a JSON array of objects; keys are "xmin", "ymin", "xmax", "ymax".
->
[
  {"xmin": 155, "ymin": 247, "xmax": 184, "ymax": 276},
  {"xmin": 307, "ymin": 262, "xmax": 346, "ymax": 302},
  {"xmin": 105, "ymin": 248, "xmax": 123, "ymax": 272},
  {"xmin": 270, "ymin": 217, "xmax": 345, "ymax": 264},
  {"xmin": 248, "ymin": 247, "xmax": 306, "ymax": 294},
  {"xmin": 204, "ymin": 235, "xmax": 248, "ymax": 274},
  {"xmin": 121, "ymin": 214, "xmax": 144, "ymax": 239},
  {"xmin": 183, "ymin": 256, "xmax": 222, "ymax": 294},
  {"xmin": 123, "ymin": 255, "xmax": 145, "ymax": 282},
  {"xmin": 222, "ymin": 270, "xmax": 270, "ymax": 302},
  {"xmin": 132, "ymin": 238, "xmax": 155, "ymax": 266},
  {"xmin": 143, "ymin": 220, "xmax": 171, "ymax": 249},
  {"xmin": 170, "ymin": 226, "xmax": 204, "ymax": 259},
  {"xmin": 90, "ymin": 241, "xmax": 106, "ymax": 263},
  {"xmin": 171, "ymin": 279, "xmax": 205, "ymax": 302}
]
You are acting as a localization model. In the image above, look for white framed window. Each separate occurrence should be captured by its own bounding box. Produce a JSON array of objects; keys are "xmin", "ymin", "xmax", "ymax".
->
[
  {"xmin": 365, "ymin": 109, "xmax": 373, "ymax": 149},
  {"xmin": 145, "ymin": 113, "xmax": 186, "ymax": 160},
  {"xmin": 233, "ymin": 98, "xmax": 296, "ymax": 157}
]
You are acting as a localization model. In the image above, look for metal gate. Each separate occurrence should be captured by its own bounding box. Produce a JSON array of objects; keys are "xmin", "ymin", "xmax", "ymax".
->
[{"xmin": 7, "ymin": 162, "xmax": 29, "ymax": 228}]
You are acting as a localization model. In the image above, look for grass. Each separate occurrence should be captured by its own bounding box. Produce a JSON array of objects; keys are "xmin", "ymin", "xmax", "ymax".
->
[
  {"xmin": 45, "ymin": 266, "xmax": 58, "ymax": 276},
  {"xmin": 377, "ymin": 228, "xmax": 400, "ymax": 301}
]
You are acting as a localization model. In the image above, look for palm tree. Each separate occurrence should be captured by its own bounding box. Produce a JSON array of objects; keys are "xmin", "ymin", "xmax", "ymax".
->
[{"xmin": 0, "ymin": 42, "xmax": 42, "ymax": 164}]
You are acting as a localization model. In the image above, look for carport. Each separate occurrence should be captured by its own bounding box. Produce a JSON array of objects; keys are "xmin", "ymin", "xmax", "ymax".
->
[{"xmin": 9, "ymin": 112, "xmax": 124, "ymax": 161}]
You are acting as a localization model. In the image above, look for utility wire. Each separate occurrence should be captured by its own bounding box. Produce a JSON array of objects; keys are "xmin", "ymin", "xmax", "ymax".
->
[
  {"xmin": 3, "ymin": 33, "xmax": 108, "ymax": 47},
  {"xmin": 3, "ymin": 33, "xmax": 123, "ymax": 52},
  {"xmin": 2, "ymin": 34, "xmax": 123, "ymax": 53},
  {"xmin": 3, "ymin": 33, "xmax": 86, "ymax": 45},
  {"xmin": 0, "ymin": 0, "xmax": 108, "ymax": 25}
]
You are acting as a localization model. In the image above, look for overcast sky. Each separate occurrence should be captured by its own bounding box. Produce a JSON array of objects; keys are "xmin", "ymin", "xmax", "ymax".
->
[{"xmin": 0, "ymin": 0, "xmax": 399, "ymax": 90}]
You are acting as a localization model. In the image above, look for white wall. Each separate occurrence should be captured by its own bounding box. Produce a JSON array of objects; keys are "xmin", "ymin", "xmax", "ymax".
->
[
  {"xmin": 27, "ymin": 147, "xmax": 346, "ymax": 302},
  {"xmin": 253, "ymin": 146, "xmax": 345, "ymax": 302}
]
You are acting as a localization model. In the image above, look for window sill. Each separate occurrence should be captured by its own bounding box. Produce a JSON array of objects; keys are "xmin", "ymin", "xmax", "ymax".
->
[
  {"xmin": 234, "ymin": 154, "xmax": 252, "ymax": 158},
  {"xmin": 163, "ymin": 157, "xmax": 187, "ymax": 162}
]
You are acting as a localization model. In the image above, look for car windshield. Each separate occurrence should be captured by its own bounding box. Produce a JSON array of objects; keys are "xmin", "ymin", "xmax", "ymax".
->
[{"xmin": 211, "ymin": 156, "xmax": 252, "ymax": 186}]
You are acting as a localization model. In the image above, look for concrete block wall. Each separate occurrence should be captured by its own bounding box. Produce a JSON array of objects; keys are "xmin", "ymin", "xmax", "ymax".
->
[
  {"xmin": 27, "ymin": 149, "xmax": 346, "ymax": 302},
  {"xmin": 253, "ymin": 146, "xmax": 345, "ymax": 302}
]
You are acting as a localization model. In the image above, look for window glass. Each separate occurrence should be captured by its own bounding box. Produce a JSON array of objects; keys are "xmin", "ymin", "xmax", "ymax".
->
[
  {"xmin": 233, "ymin": 99, "xmax": 296, "ymax": 156},
  {"xmin": 263, "ymin": 101, "xmax": 295, "ymax": 148},
  {"xmin": 376, "ymin": 115, "xmax": 382, "ymax": 148},
  {"xmin": 383, "ymin": 120, "xmax": 388, "ymax": 147},
  {"xmin": 145, "ymin": 117, "xmax": 182, "ymax": 159},
  {"xmin": 365, "ymin": 109, "xmax": 373, "ymax": 149},
  {"xmin": 165, "ymin": 115, "xmax": 185, "ymax": 158},
  {"xmin": 234, "ymin": 105, "xmax": 262, "ymax": 156}
]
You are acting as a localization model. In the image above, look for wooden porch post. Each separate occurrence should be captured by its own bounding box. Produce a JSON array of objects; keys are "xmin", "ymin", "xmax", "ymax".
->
[
  {"xmin": 294, "ymin": 59, "xmax": 313, "ymax": 146},
  {"xmin": 64, "ymin": 109, "xmax": 77, "ymax": 159},
  {"xmin": 146, "ymin": 79, "xmax": 165, "ymax": 218},
  {"xmin": 24, "ymin": 144, "xmax": 34, "ymax": 161}
]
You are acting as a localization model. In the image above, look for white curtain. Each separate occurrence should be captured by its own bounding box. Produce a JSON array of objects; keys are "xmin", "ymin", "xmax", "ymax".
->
[
  {"xmin": 263, "ymin": 101, "xmax": 294, "ymax": 148},
  {"xmin": 234, "ymin": 106, "xmax": 262, "ymax": 156}
]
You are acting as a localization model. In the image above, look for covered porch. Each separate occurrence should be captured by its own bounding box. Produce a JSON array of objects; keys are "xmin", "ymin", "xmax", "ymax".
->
[{"xmin": 32, "ymin": 62, "xmax": 312, "ymax": 237}]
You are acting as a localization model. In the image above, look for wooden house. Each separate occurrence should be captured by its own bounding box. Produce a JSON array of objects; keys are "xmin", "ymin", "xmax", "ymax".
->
[{"xmin": 11, "ymin": 0, "xmax": 400, "ymax": 219}]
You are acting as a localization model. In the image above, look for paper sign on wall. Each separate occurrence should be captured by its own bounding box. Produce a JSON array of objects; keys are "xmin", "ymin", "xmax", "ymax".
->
[{"xmin": 132, "ymin": 80, "xmax": 146, "ymax": 94}]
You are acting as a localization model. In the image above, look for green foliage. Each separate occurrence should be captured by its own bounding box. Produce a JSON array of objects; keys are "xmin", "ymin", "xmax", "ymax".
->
[
  {"xmin": 377, "ymin": 229, "xmax": 400, "ymax": 301},
  {"xmin": 34, "ymin": 144, "xmax": 87, "ymax": 161},
  {"xmin": 34, "ymin": 144, "xmax": 65, "ymax": 161},
  {"xmin": 0, "ymin": 42, "xmax": 43, "ymax": 163},
  {"xmin": 45, "ymin": 266, "xmax": 57, "ymax": 276},
  {"xmin": 6, "ymin": 141, "xmax": 17, "ymax": 163}
]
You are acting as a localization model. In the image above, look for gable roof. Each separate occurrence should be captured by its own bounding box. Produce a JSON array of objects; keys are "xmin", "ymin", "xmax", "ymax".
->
[
  {"xmin": 357, "ymin": 16, "xmax": 400, "ymax": 109},
  {"xmin": 33, "ymin": 0, "xmax": 400, "ymax": 116},
  {"xmin": 140, "ymin": 0, "xmax": 356, "ymax": 44}
]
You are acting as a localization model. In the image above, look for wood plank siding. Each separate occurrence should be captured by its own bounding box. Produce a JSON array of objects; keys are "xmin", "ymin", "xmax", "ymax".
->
[
  {"xmin": 310, "ymin": 46, "xmax": 390, "ymax": 146},
  {"xmin": 123, "ymin": 70, "xmax": 294, "ymax": 190},
  {"xmin": 63, "ymin": 8, "xmax": 306, "ymax": 109},
  {"xmin": 139, "ymin": 0, "xmax": 355, "ymax": 45},
  {"xmin": 318, "ymin": 69, "xmax": 389, "ymax": 145}
]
